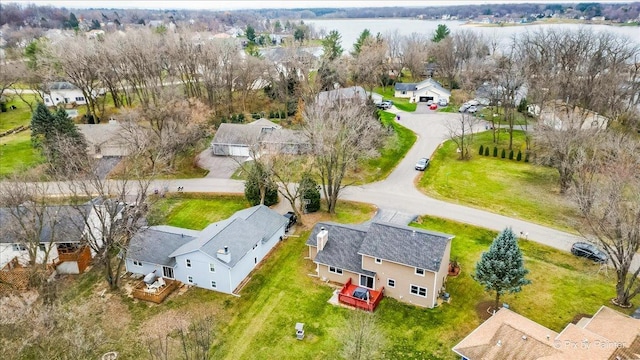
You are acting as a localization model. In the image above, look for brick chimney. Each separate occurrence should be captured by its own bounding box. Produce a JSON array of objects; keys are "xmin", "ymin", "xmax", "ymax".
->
[
  {"xmin": 217, "ymin": 246, "xmax": 231, "ymax": 263},
  {"xmin": 317, "ymin": 227, "xmax": 328, "ymax": 251}
]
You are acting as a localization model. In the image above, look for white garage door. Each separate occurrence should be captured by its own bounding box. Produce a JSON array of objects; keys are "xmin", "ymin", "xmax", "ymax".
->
[{"xmin": 229, "ymin": 146, "xmax": 250, "ymax": 157}]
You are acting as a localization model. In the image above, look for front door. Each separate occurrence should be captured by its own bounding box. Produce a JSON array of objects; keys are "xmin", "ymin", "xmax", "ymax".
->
[
  {"xmin": 360, "ymin": 275, "xmax": 374, "ymax": 289},
  {"xmin": 163, "ymin": 266, "xmax": 174, "ymax": 279}
]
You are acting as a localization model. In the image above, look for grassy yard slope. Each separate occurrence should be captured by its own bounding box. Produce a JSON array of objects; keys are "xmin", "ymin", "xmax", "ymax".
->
[
  {"xmin": 0, "ymin": 131, "xmax": 44, "ymax": 178},
  {"xmin": 374, "ymin": 86, "xmax": 417, "ymax": 112},
  {"xmin": 0, "ymin": 95, "xmax": 36, "ymax": 131},
  {"xmin": 30, "ymin": 196, "xmax": 620, "ymax": 360},
  {"xmin": 419, "ymin": 130, "xmax": 579, "ymax": 232},
  {"xmin": 360, "ymin": 111, "xmax": 417, "ymax": 183}
]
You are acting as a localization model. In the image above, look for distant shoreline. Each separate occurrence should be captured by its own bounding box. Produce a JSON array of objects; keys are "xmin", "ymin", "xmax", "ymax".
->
[{"xmin": 461, "ymin": 19, "xmax": 639, "ymax": 28}]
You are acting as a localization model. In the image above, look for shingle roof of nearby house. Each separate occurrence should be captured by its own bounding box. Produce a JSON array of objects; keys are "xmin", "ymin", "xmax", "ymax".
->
[
  {"xmin": 211, "ymin": 123, "xmax": 265, "ymax": 146},
  {"xmin": 359, "ymin": 222, "xmax": 452, "ymax": 272},
  {"xmin": 452, "ymin": 306, "xmax": 640, "ymax": 360},
  {"xmin": 46, "ymin": 81, "xmax": 80, "ymax": 91},
  {"xmin": 317, "ymin": 86, "xmax": 368, "ymax": 105},
  {"xmin": 394, "ymin": 83, "xmax": 418, "ymax": 91},
  {"xmin": 128, "ymin": 226, "xmax": 197, "ymax": 267},
  {"xmin": 169, "ymin": 205, "xmax": 288, "ymax": 267},
  {"xmin": 247, "ymin": 118, "xmax": 281, "ymax": 129},
  {"xmin": 307, "ymin": 222, "xmax": 375, "ymax": 277},
  {"xmin": 0, "ymin": 205, "xmax": 90, "ymax": 244},
  {"xmin": 307, "ymin": 220, "xmax": 452, "ymax": 276}
]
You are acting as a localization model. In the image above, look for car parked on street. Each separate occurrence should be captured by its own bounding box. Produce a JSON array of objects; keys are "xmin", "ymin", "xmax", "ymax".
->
[
  {"xmin": 571, "ymin": 242, "xmax": 608, "ymax": 263},
  {"xmin": 415, "ymin": 158, "xmax": 430, "ymax": 171},
  {"xmin": 375, "ymin": 101, "xmax": 392, "ymax": 110}
]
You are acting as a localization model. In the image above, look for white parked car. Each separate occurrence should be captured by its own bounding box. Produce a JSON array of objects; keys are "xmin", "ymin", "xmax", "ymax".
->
[
  {"xmin": 467, "ymin": 105, "xmax": 478, "ymax": 113},
  {"xmin": 437, "ymin": 98, "xmax": 448, "ymax": 106}
]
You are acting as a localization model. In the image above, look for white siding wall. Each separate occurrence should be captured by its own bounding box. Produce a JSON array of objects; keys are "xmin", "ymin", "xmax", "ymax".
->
[
  {"xmin": 0, "ymin": 243, "xmax": 60, "ymax": 268},
  {"xmin": 174, "ymin": 252, "xmax": 233, "ymax": 294},
  {"xmin": 125, "ymin": 259, "xmax": 163, "ymax": 278}
]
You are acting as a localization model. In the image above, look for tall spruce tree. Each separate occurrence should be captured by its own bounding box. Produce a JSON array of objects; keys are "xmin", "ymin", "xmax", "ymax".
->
[
  {"xmin": 474, "ymin": 227, "xmax": 531, "ymax": 310},
  {"xmin": 30, "ymin": 102, "xmax": 54, "ymax": 147}
]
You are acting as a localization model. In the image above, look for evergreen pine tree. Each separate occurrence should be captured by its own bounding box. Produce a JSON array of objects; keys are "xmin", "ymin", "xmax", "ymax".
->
[
  {"xmin": 30, "ymin": 102, "xmax": 54, "ymax": 147},
  {"xmin": 299, "ymin": 173, "xmax": 321, "ymax": 213},
  {"xmin": 474, "ymin": 227, "xmax": 531, "ymax": 310},
  {"xmin": 493, "ymin": 147, "xmax": 498, "ymax": 157},
  {"xmin": 244, "ymin": 163, "xmax": 278, "ymax": 206},
  {"xmin": 484, "ymin": 147, "xmax": 490, "ymax": 156},
  {"xmin": 517, "ymin": 150, "xmax": 522, "ymax": 161},
  {"xmin": 479, "ymin": 145, "xmax": 484, "ymax": 156},
  {"xmin": 524, "ymin": 153, "xmax": 530, "ymax": 163},
  {"xmin": 501, "ymin": 149, "xmax": 506, "ymax": 158},
  {"xmin": 508, "ymin": 149, "xmax": 514, "ymax": 160}
]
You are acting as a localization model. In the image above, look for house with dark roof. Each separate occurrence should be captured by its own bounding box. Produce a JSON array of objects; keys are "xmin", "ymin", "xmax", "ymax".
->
[
  {"xmin": 316, "ymin": 86, "xmax": 369, "ymax": 106},
  {"xmin": 0, "ymin": 203, "xmax": 106, "ymax": 274},
  {"xmin": 452, "ymin": 306, "xmax": 640, "ymax": 360},
  {"xmin": 126, "ymin": 205, "xmax": 288, "ymax": 294},
  {"xmin": 394, "ymin": 78, "xmax": 451, "ymax": 104},
  {"xmin": 306, "ymin": 221, "xmax": 454, "ymax": 308},
  {"xmin": 210, "ymin": 118, "xmax": 308, "ymax": 157}
]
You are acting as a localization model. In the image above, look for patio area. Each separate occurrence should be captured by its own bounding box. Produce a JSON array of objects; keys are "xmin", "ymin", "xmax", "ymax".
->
[
  {"xmin": 334, "ymin": 278, "xmax": 384, "ymax": 312},
  {"xmin": 131, "ymin": 278, "xmax": 180, "ymax": 304}
]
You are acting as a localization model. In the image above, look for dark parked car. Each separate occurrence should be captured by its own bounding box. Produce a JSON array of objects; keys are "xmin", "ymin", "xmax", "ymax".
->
[
  {"xmin": 571, "ymin": 242, "xmax": 608, "ymax": 263},
  {"xmin": 284, "ymin": 211, "xmax": 297, "ymax": 232},
  {"xmin": 415, "ymin": 158, "xmax": 430, "ymax": 171}
]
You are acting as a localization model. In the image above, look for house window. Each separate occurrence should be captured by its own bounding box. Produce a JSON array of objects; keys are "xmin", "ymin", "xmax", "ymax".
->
[
  {"xmin": 38, "ymin": 244, "xmax": 46, "ymax": 252},
  {"xmin": 328, "ymin": 266, "xmax": 343, "ymax": 275},
  {"xmin": 402, "ymin": 91, "xmax": 406, "ymax": 95},
  {"xmin": 12, "ymin": 244, "xmax": 26, "ymax": 251},
  {"xmin": 211, "ymin": 281, "xmax": 217, "ymax": 288},
  {"xmin": 360, "ymin": 275, "xmax": 374, "ymax": 289},
  {"xmin": 186, "ymin": 259, "xmax": 192, "ymax": 268},
  {"xmin": 133, "ymin": 260, "xmax": 143, "ymax": 267},
  {"xmin": 387, "ymin": 279, "xmax": 395, "ymax": 288},
  {"xmin": 75, "ymin": 96, "xmax": 85, "ymax": 102},
  {"xmin": 45, "ymin": 98, "xmax": 51, "ymax": 103},
  {"xmin": 415, "ymin": 267, "xmax": 425, "ymax": 276},
  {"xmin": 188, "ymin": 276, "xmax": 193, "ymax": 284},
  {"xmin": 209, "ymin": 263, "xmax": 215, "ymax": 273},
  {"xmin": 410, "ymin": 285, "xmax": 427, "ymax": 297},
  {"xmin": 375, "ymin": 258, "xmax": 382, "ymax": 264}
]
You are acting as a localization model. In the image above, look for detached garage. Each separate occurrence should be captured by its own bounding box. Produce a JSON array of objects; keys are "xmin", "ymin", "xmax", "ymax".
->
[{"xmin": 211, "ymin": 119, "xmax": 281, "ymax": 157}]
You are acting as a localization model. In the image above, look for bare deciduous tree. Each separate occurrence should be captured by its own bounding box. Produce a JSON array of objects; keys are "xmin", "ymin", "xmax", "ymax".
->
[
  {"xmin": 446, "ymin": 113, "xmax": 480, "ymax": 160},
  {"xmin": 401, "ymin": 33, "xmax": 428, "ymax": 82},
  {"xmin": 302, "ymin": 98, "xmax": 383, "ymax": 214},
  {"xmin": 340, "ymin": 310, "xmax": 384, "ymax": 360},
  {"xmin": 571, "ymin": 132, "xmax": 640, "ymax": 307}
]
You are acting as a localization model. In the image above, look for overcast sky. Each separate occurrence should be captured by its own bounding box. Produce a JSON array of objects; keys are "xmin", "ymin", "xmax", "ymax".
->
[{"xmin": 9, "ymin": 0, "xmax": 619, "ymax": 11}]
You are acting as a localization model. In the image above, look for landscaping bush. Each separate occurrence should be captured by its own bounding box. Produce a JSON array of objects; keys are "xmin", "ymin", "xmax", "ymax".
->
[
  {"xmin": 484, "ymin": 147, "xmax": 490, "ymax": 156},
  {"xmin": 299, "ymin": 173, "xmax": 321, "ymax": 213},
  {"xmin": 509, "ymin": 150, "xmax": 514, "ymax": 160},
  {"xmin": 524, "ymin": 153, "xmax": 530, "ymax": 163},
  {"xmin": 238, "ymin": 113, "xmax": 245, "ymax": 122},
  {"xmin": 501, "ymin": 149, "xmax": 506, "ymax": 159},
  {"xmin": 493, "ymin": 147, "xmax": 498, "ymax": 157},
  {"xmin": 517, "ymin": 150, "xmax": 522, "ymax": 161},
  {"xmin": 252, "ymin": 113, "xmax": 261, "ymax": 120},
  {"xmin": 479, "ymin": 145, "xmax": 484, "ymax": 156}
]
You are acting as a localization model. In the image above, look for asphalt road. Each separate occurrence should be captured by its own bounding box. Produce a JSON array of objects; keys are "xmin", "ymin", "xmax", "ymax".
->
[{"xmin": 4, "ymin": 106, "xmax": 637, "ymax": 271}]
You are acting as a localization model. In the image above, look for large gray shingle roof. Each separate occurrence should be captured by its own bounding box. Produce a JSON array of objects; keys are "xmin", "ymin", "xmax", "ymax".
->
[
  {"xmin": 317, "ymin": 86, "xmax": 368, "ymax": 106},
  {"xmin": 307, "ymin": 221, "xmax": 453, "ymax": 274},
  {"xmin": 128, "ymin": 226, "xmax": 197, "ymax": 266},
  {"xmin": 394, "ymin": 83, "xmax": 417, "ymax": 91},
  {"xmin": 359, "ymin": 222, "xmax": 453, "ymax": 272},
  {"xmin": 0, "ymin": 205, "xmax": 91, "ymax": 244},
  {"xmin": 307, "ymin": 222, "xmax": 375, "ymax": 277},
  {"xmin": 169, "ymin": 205, "xmax": 288, "ymax": 267}
]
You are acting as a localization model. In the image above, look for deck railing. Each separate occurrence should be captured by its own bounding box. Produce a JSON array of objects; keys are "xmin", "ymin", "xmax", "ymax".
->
[
  {"xmin": 132, "ymin": 278, "xmax": 179, "ymax": 304},
  {"xmin": 338, "ymin": 278, "xmax": 384, "ymax": 312}
]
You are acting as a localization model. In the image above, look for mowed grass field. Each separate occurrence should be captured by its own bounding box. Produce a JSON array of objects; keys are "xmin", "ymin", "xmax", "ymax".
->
[
  {"xmin": 30, "ymin": 195, "xmax": 621, "ymax": 360},
  {"xmin": 418, "ymin": 130, "xmax": 580, "ymax": 232},
  {"xmin": 0, "ymin": 131, "xmax": 44, "ymax": 178},
  {"xmin": 0, "ymin": 94, "xmax": 36, "ymax": 132}
]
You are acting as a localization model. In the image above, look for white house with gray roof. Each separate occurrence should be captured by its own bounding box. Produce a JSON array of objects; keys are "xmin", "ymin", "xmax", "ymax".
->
[
  {"xmin": 394, "ymin": 78, "xmax": 451, "ymax": 104},
  {"xmin": 41, "ymin": 81, "xmax": 88, "ymax": 107},
  {"xmin": 126, "ymin": 205, "xmax": 288, "ymax": 295},
  {"xmin": 307, "ymin": 221, "xmax": 453, "ymax": 308}
]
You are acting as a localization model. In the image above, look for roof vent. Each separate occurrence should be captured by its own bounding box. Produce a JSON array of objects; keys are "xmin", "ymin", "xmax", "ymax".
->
[
  {"xmin": 412, "ymin": 230, "xmax": 416, "ymax": 237},
  {"xmin": 497, "ymin": 340, "xmax": 502, "ymax": 347},
  {"xmin": 217, "ymin": 246, "xmax": 231, "ymax": 263},
  {"xmin": 522, "ymin": 336, "xmax": 527, "ymax": 341}
]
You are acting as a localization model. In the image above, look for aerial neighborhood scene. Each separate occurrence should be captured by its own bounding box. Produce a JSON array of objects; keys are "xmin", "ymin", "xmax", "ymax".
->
[{"xmin": 1, "ymin": 0, "xmax": 640, "ymax": 358}]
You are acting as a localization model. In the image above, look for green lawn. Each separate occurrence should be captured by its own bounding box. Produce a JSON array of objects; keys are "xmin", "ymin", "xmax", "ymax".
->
[
  {"xmin": 15, "ymin": 196, "xmax": 621, "ymax": 359},
  {"xmin": 0, "ymin": 131, "xmax": 44, "ymax": 178},
  {"xmin": 373, "ymin": 86, "xmax": 417, "ymax": 112},
  {"xmin": 0, "ymin": 94, "xmax": 36, "ymax": 132},
  {"xmin": 418, "ymin": 130, "xmax": 579, "ymax": 232}
]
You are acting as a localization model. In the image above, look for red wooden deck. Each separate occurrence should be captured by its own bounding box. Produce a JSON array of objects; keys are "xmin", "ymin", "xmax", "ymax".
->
[{"xmin": 338, "ymin": 278, "xmax": 384, "ymax": 312}]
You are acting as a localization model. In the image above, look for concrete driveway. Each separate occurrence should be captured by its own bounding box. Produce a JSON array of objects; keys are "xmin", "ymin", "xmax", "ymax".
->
[{"xmin": 196, "ymin": 148, "xmax": 244, "ymax": 178}]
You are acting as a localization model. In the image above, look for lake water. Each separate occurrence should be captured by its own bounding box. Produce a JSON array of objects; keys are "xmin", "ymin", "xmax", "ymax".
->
[{"xmin": 305, "ymin": 18, "xmax": 640, "ymax": 51}]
